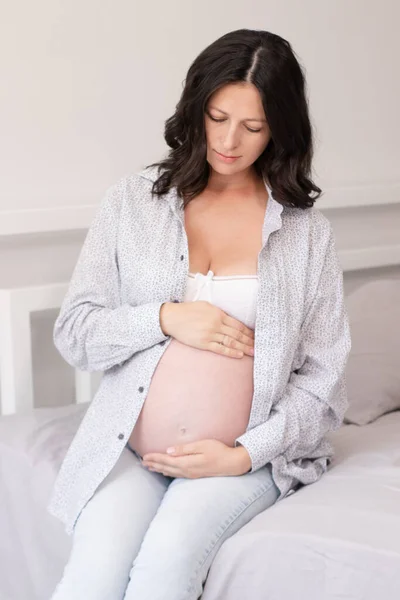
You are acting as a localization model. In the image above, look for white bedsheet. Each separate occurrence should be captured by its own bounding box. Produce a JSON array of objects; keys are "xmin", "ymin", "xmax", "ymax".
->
[
  {"xmin": 202, "ymin": 410, "xmax": 400, "ymax": 600},
  {"xmin": 1, "ymin": 404, "xmax": 399, "ymax": 600}
]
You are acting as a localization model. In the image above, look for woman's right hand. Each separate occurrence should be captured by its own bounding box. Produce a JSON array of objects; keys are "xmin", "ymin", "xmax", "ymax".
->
[{"xmin": 159, "ymin": 301, "xmax": 255, "ymax": 358}]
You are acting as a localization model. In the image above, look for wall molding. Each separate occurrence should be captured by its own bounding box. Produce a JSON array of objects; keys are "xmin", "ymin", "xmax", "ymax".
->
[
  {"xmin": 318, "ymin": 181, "xmax": 400, "ymax": 210},
  {"xmin": 339, "ymin": 244, "xmax": 400, "ymax": 272},
  {"xmin": 0, "ymin": 204, "xmax": 96, "ymax": 236},
  {"xmin": 0, "ymin": 182, "xmax": 399, "ymax": 236}
]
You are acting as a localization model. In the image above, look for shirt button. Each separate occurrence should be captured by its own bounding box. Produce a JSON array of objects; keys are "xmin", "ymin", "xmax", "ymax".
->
[
  {"xmin": 138, "ymin": 386, "xmax": 144, "ymax": 393},
  {"xmin": 173, "ymin": 299, "xmax": 179, "ymax": 303},
  {"xmin": 160, "ymin": 340, "xmax": 166, "ymax": 346},
  {"xmin": 180, "ymin": 255, "xmax": 184, "ymax": 261},
  {"xmin": 118, "ymin": 433, "xmax": 124, "ymax": 440}
]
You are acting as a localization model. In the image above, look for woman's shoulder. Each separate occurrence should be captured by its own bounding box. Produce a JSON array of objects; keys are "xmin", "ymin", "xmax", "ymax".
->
[
  {"xmin": 123, "ymin": 165, "xmax": 163, "ymax": 192},
  {"xmin": 124, "ymin": 165, "xmax": 169, "ymax": 206},
  {"xmin": 308, "ymin": 206, "xmax": 333, "ymax": 241},
  {"xmin": 100, "ymin": 166, "xmax": 163, "ymax": 216},
  {"xmin": 111, "ymin": 166, "xmax": 157, "ymax": 198},
  {"xmin": 282, "ymin": 202, "xmax": 333, "ymax": 246}
]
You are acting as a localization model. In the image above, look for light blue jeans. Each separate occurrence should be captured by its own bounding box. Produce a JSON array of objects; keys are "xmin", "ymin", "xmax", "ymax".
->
[{"xmin": 50, "ymin": 443, "xmax": 280, "ymax": 600}]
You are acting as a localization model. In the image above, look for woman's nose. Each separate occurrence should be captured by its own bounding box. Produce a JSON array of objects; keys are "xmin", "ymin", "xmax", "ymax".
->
[{"xmin": 221, "ymin": 126, "xmax": 240, "ymax": 151}]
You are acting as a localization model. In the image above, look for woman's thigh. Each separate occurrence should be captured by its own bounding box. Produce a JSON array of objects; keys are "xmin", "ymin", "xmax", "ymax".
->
[
  {"xmin": 125, "ymin": 463, "xmax": 279, "ymax": 600},
  {"xmin": 51, "ymin": 446, "xmax": 171, "ymax": 600}
]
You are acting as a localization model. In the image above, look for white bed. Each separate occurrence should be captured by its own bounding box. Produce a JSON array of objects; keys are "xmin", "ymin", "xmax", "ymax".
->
[
  {"xmin": 203, "ymin": 409, "xmax": 400, "ymax": 600},
  {"xmin": 0, "ymin": 403, "xmax": 399, "ymax": 600}
]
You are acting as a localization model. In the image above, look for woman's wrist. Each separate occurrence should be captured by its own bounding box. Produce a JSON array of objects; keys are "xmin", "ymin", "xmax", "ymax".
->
[
  {"xmin": 233, "ymin": 445, "xmax": 252, "ymax": 474},
  {"xmin": 159, "ymin": 302, "xmax": 176, "ymax": 336}
]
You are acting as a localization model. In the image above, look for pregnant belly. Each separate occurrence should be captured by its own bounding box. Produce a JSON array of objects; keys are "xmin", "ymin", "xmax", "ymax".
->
[{"xmin": 128, "ymin": 339, "xmax": 254, "ymax": 458}]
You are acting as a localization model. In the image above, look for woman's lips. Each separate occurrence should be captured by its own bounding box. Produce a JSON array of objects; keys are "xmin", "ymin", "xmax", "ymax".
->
[{"xmin": 214, "ymin": 150, "xmax": 241, "ymax": 163}]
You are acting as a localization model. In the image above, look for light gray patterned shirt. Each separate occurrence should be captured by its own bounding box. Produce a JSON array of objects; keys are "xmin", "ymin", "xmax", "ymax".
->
[{"xmin": 47, "ymin": 165, "xmax": 351, "ymax": 535}]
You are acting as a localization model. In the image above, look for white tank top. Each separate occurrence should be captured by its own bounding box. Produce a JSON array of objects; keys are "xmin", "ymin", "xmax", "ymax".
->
[{"xmin": 184, "ymin": 270, "xmax": 259, "ymax": 330}]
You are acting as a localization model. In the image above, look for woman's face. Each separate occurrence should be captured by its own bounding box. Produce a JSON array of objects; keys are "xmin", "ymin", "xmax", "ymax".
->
[{"xmin": 204, "ymin": 82, "xmax": 271, "ymax": 176}]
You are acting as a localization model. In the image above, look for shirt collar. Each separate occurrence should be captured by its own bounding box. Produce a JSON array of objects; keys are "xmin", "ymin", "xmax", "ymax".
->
[{"xmin": 261, "ymin": 179, "xmax": 284, "ymax": 246}]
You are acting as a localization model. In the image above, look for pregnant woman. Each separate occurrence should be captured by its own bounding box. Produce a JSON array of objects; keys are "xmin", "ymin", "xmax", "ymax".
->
[{"xmin": 48, "ymin": 29, "xmax": 351, "ymax": 599}]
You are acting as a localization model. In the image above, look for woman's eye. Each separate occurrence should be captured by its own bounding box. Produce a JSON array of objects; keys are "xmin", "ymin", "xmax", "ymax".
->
[{"xmin": 208, "ymin": 115, "xmax": 261, "ymax": 133}]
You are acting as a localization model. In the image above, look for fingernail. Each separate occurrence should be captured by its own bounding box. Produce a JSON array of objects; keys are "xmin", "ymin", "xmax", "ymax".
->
[{"xmin": 166, "ymin": 447, "xmax": 175, "ymax": 454}]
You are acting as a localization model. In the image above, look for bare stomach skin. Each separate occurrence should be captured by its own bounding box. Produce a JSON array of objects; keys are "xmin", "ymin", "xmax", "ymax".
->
[{"xmin": 128, "ymin": 338, "xmax": 254, "ymax": 458}]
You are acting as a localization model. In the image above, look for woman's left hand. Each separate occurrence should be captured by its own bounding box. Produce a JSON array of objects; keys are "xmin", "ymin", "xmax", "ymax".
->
[{"xmin": 142, "ymin": 439, "xmax": 251, "ymax": 478}]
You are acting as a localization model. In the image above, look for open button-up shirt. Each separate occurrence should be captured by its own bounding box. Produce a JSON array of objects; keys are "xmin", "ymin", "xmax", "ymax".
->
[{"xmin": 47, "ymin": 165, "xmax": 352, "ymax": 535}]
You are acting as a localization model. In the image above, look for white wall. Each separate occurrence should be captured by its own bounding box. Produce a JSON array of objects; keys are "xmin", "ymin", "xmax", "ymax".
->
[
  {"xmin": 1, "ymin": 1, "xmax": 399, "ymax": 408},
  {"xmin": 1, "ymin": 0, "xmax": 399, "ymax": 217}
]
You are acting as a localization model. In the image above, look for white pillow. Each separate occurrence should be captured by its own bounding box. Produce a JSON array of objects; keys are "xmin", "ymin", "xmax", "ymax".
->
[{"xmin": 343, "ymin": 278, "xmax": 400, "ymax": 426}]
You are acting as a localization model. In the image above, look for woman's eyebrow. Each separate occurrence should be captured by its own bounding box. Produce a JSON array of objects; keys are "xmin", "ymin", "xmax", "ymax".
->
[{"xmin": 208, "ymin": 105, "xmax": 267, "ymax": 123}]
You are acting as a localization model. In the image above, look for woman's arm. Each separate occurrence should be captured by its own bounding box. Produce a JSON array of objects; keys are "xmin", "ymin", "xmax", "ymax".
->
[
  {"xmin": 53, "ymin": 177, "xmax": 169, "ymax": 372},
  {"xmin": 234, "ymin": 220, "xmax": 352, "ymax": 472}
]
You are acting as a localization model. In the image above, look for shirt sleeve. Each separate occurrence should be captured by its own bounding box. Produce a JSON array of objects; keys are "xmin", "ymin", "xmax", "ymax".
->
[
  {"xmin": 234, "ymin": 220, "xmax": 352, "ymax": 473},
  {"xmin": 53, "ymin": 177, "xmax": 169, "ymax": 372}
]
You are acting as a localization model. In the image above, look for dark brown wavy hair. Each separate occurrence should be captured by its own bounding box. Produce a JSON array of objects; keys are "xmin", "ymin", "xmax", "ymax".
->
[{"xmin": 146, "ymin": 28, "xmax": 322, "ymax": 210}]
